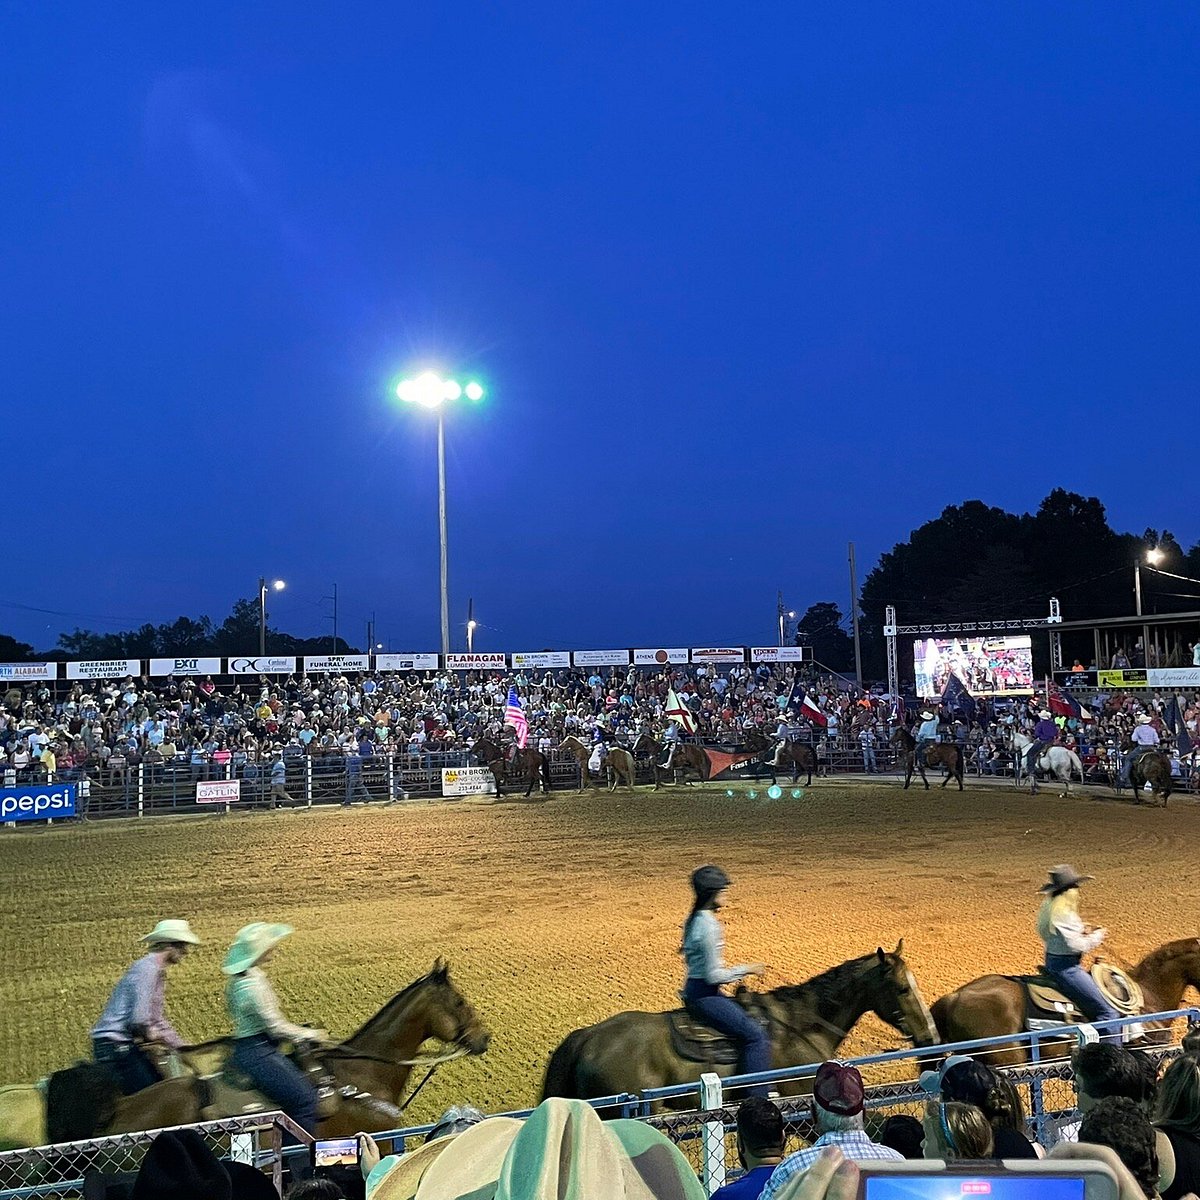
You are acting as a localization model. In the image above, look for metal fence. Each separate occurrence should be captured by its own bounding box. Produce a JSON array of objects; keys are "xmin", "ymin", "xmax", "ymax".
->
[{"xmin": 0, "ymin": 1112, "xmax": 304, "ymax": 1199}]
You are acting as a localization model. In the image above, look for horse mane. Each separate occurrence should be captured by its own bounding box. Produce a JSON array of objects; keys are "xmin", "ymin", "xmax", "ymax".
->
[
  {"xmin": 343, "ymin": 971, "xmax": 439, "ymax": 1044},
  {"xmin": 1134, "ymin": 938, "xmax": 1200, "ymax": 979},
  {"xmin": 769, "ymin": 952, "xmax": 881, "ymax": 1017}
]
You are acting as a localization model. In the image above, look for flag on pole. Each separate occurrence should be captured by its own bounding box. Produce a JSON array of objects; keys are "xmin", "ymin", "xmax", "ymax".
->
[
  {"xmin": 664, "ymin": 688, "xmax": 696, "ymax": 734},
  {"xmin": 1164, "ymin": 696, "xmax": 1193, "ymax": 755},
  {"xmin": 941, "ymin": 674, "xmax": 976, "ymax": 724},
  {"xmin": 504, "ymin": 685, "xmax": 528, "ymax": 748},
  {"xmin": 1049, "ymin": 683, "xmax": 1093, "ymax": 723},
  {"xmin": 798, "ymin": 686, "xmax": 828, "ymax": 728}
]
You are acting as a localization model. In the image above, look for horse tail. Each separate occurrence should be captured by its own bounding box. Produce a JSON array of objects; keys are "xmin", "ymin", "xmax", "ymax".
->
[
  {"xmin": 541, "ymin": 1028, "xmax": 588, "ymax": 1100},
  {"xmin": 46, "ymin": 1062, "xmax": 119, "ymax": 1144},
  {"xmin": 1068, "ymin": 751, "xmax": 1083, "ymax": 780}
]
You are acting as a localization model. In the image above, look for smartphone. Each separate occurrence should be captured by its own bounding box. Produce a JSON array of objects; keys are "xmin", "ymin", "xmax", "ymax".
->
[
  {"xmin": 857, "ymin": 1160, "xmax": 1120, "ymax": 1200},
  {"xmin": 312, "ymin": 1136, "xmax": 360, "ymax": 1170}
]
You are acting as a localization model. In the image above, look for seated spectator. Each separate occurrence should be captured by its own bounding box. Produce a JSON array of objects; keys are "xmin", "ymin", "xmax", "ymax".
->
[
  {"xmin": 1154, "ymin": 1053, "xmax": 1200, "ymax": 1200},
  {"xmin": 760, "ymin": 1062, "xmax": 902, "ymax": 1200},
  {"xmin": 878, "ymin": 1114, "xmax": 925, "ymax": 1160},
  {"xmin": 712, "ymin": 1097, "xmax": 786, "ymax": 1200},
  {"xmin": 922, "ymin": 1099, "xmax": 995, "ymax": 1160},
  {"xmin": 286, "ymin": 1182, "xmax": 347, "ymax": 1200},
  {"xmin": 1079, "ymin": 1096, "xmax": 1159, "ymax": 1199},
  {"xmin": 425, "ymin": 1103, "xmax": 485, "ymax": 1143},
  {"xmin": 920, "ymin": 1054, "xmax": 1039, "ymax": 1158}
]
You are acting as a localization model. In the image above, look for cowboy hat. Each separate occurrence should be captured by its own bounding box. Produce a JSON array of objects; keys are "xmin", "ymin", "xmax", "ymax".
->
[
  {"xmin": 141, "ymin": 920, "xmax": 201, "ymax": 947},
  {"xmin": 410, "ymin": 1116, "xmax": 523, "ymax": 1199},
  {"xmin": 919, "ymin": 710, "xmax": 935, "ymax": 720},
  {"xmin": 221, "ymin": 923, "xmax": 294, "ymax": 975},
  {"xmin": 1038, "ymin": 865, "xmax": 1094, "ymax": 894},
  {"xmin": 1136, "ymin": 714, "xmax": 1153, "ymax": 724},
  {"xmin": 369, "ymin": 1131, "xmax": 464, "ymax": 1200},
  {"xmin": 1039, "ymin": 710, "xmax": 1052, "ymax": 719}
]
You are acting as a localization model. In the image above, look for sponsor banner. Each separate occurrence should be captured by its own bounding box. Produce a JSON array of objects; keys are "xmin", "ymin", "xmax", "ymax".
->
[
  {"xmin": 196, "ymin": 780, "xmax": 241, "ymax": 805},
  {"xmin": 511, "ymin": 652, "xmax": 571, "ymax": 670},
  {"xmin": 148, "ymin": 657, "xmax": 222, "ymax": 677},
  {"xmin": 633, "ymin": 648, "xmax": 689, "ymax": 666},
  {"xmin": 1149, "ymin": 667, "xmax": 1200, "ymax": 688},
  {"xmin": 689, "ymin": 647, "xmax": 746, "ymax": 664},
  {"xmin": 1098, "ymin": 669, "xmax": 1149, "ymax": 689},
  {"xmin": 374, "ymin": 653, "xmax": 439, "ymax": 672},
  {"xmin": 227, "ymin": 656, "xmax": 297, "ymax": 675},
  {"xmin": 445, "ymin": 652, "xmax": 507, "ymax": 671},
  {"xmin": 304, "ymin": 654, "xmax": 370, "ymax": 674},
  {"xmin": 572, "ymin": 649, "xmax": 632, "ymax": 667},
  {"xmin": 1, "ymin": 783, "xmax": 77, "ymax": 822},
  {"xmin": 750, "ymin": 647, "xmax": 810, "ymax": 663},
  {"xmin": 66, "ymin": 659, "xmax": 141, "ymax": 680},
  {"xmin": 441, "ymin": 766, "xmax": 497, "ymax": 797},
  {"xmin": 0, "ymin": 662, "xmax": 58, "ymax": 681},
  {"xmin": 704, "ymin": 748, "xmax": 775, "ymax": 782}
]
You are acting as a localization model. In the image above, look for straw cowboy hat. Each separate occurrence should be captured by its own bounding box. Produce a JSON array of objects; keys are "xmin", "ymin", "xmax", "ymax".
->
[
  {"xmin": 1136, "ymin": 714, "xmax": 1153, "ymax": 724},
  {"xmin": 1038, "ymin": 865, "xmax": 1094, "ymax": 894},
  {"xmin": 221, "ymin": 923, "xmax": 294, "ymax": 975},
  {"xmin": 400, "ymin": 1116, "xmax": 524, "ymax": 1200},
  {"xmin": 1039, "ymin": 710, "xmax": 1052, "ymax": 719},
  {"xmin": 368, "ymin": 1130, "xmax": 477, "ymax": 1200},
  {"xmin": 141, "ymin": 920, "xmax": 201, "ymax": 947}
]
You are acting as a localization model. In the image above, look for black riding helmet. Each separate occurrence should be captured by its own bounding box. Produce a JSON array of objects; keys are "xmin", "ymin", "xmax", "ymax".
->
[{"xmin": 691, "ymin": 864, "xmax": 731, "ymax": 900}]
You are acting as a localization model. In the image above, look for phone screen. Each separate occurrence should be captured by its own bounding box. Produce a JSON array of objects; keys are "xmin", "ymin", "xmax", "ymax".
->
[
  {"xmin": 864, "ymin": 1178, "xmax": 1086, "ymax": 1200},
  {"xmin": 313, "ymin": 1137, "xmax": 359, "ymax": 1169}
]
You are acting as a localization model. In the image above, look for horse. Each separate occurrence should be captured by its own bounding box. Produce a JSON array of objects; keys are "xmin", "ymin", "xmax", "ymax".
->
[
  {"xmin": 540, "ymin": 943, "xmax": 939, "ymax": 1104},
  {"xmin": 742, "ymin": 729, "xmax": 816, "ymax": 785},
  {"xmin": 10, "ymin": 961, "xmax": 490, "ymax": 1148},
  {"xmin": 890, "ymin": 726, "xmax": 965, "ymax": 791},
  {"xmin": 557, "ymin": 735, "xmax": 636, "ymax": 791},
  {"xmin": 931, "ymin": 938, "xmax": 1200, "ymax": 1065},
  {"xmin": 474, "ymin": 737, "xmax": 552, "ymax": 798},
  {"xmin": 630, "ymin": 734, "xmax": 709, "ymax": 788},
  {"xmin": 1009, "ymin": 729, "xmax": 1084, "ymax": 797},
  {"xmin": 1117, "ymin": 744, "xmax": 1173, "ymax": 807}
]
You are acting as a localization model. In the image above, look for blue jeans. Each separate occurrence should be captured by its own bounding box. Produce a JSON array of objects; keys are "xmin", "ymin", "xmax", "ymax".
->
[
  {"xmin": 92, "ymin": 1038, "xmax": 160, "ymax": 1095},
  {"xmin": 682, "ymin": 979, "xmax": 771, "ymax": 1095},
  {"xmin": 1044, "ymin": 954, "xmax": 1122, "ymax": 1026},
  {"xmin": 915, "ymin": 738, "xmax": 935, "ymax": 766},
  {"xmin": 232, "ymin": 1034, "xmax": 319, "ymax": 1136},
  {"xmin": 1120, "ymin": 746, "xmax": 1151, "ymax": 786}
]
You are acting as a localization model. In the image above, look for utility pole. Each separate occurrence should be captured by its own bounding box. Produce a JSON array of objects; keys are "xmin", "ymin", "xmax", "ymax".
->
[
  {"xmin": 848, "ymin": 542, "xmax": 863, "ymax": 688},
  {"xmin": 322, "ymin": 583, "xmax": 339, "ymax": 652}
]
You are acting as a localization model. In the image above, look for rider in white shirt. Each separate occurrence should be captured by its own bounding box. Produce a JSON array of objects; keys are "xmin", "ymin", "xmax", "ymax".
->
[{"xmin": 1119, "ymin": 714, "xmax": 1160, "ymax": 786}]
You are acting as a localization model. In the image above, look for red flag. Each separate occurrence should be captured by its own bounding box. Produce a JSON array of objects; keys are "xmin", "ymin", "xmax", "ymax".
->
[{"xmin": 800, "ymin": 688, "xmax": 828, "ymax": 728}]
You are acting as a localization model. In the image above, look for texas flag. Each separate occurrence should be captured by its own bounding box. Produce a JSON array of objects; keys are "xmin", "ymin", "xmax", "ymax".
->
[
  {"xmin": 664, "ymin": 688, "xmax": 696, "ymax": 734},
  {"xmin": 1049, "ymin": 683, "xmax": 1094, "ymax": 723},
  {"xmin": 797, "ymin": 686, "xmax": 828, "ymax": 728}
]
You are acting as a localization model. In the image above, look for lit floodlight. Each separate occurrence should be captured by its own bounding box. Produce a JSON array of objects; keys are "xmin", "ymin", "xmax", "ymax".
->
[
  {"xmin": 464, "ymin": 381, "xmax": 484, "ymax": 401},
  {"xmin": 443, "ymin": 380, "xmax": 462, "ymax": 401}
]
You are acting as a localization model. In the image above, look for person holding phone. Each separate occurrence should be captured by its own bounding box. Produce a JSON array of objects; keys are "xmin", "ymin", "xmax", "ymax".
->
[{"xmin": 680, "ymin": 865, "xmax": 769, "ymax": 1091}]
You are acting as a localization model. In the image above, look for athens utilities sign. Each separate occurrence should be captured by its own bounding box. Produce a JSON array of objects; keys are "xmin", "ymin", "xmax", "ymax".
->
[{"xmin": 1, "ymin": 784, "xmax": 77, "ymax": 823}]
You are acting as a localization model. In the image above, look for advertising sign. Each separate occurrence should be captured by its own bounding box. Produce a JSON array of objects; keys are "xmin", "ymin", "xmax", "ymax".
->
[
  {"xmin": 374, "ymin": 653, "xmax": 439, "ymax": 672},
  {"xmin": 445, "ymin": 653, "xmax": 507, "ymax": 671},
  {"xmin": 913, "ymin": 636, "xmax": 1035, "ymax": 698},
  {"xmin": 749, "ymin": 647, "xmax": 810, "ymax": 663},
  {"xmin": 226, "ymin": 656, "xmax": 297, "ymax": 675},
  {"xmin": 633, "ymin": 648, "xmax": 689, "ymax": 666},
  {"xmin": 689, "ymin": 647, "xmax": 746, "ymax": 664},
  {"xmin": 441, "ymin": 766, "xmax": 497, "ymax": 797},
  {"xmin": 66, "ymin": 659, "xmax": 141, "ymax": 680},
  {"xmin": 0, "ymin": 662, "xmax": 58, "ymax": 681},
  {"xmin": 148, "ymin": 657, "xmax": 222, "ymax": 677},
  {"xmin": 511, "ymin": 652, "xmax": 571, "ymax": 669},
  {"xmin": 1150, "ymin": 667, "xmax": 1200, "ymax": 688},
  {"xmin": 303, "ymin": 655, "xmax": 370, "ymax": 674},
  {"xmin": 572, "ymin": 649, "xmax": 631, "ymax": 667},
  {"xmin": 196, "ymin": 780, "xmax": 241, "ymax": 805},
  {"xmin": 1, "ymin": 783, "xmax": 77, "ymax": 822},
  {"xmin": 1098, "ymin": 669, "xmax": 1149, "ymax": 689}
]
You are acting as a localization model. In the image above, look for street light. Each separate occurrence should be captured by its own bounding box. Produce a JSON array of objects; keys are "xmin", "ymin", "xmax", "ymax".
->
[
  {"xmin": 1134, "ymin": 548, "xmax": 1164, "ymax": 617},
  {"xmin": 258, "ymin": 577, "xmax": 285, "ymax": 655},
  {"xmin": 394, "ymin": 371, "xmax": 486, "ymax": 657},
  {"xmin": 467, "ymin": 619, "xmax": 478, "ymax": 653},
  {"xmin": 777, "ymin": 591, "xmax": 796, "ymax": 647}
]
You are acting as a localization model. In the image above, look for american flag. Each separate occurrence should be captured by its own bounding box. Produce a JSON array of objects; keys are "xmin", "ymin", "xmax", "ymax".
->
[{"xmin": 504, "ymin": 685, "xmax": 528, "ymax": 748}]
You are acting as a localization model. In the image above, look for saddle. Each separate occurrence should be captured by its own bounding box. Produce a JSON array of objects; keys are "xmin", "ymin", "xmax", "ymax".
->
[
  {"xmin": 1014, "ymin": 965, "xmax": 1143, "ymax": 1029},
  {"xmin": 667, "ymin": 998, "xmax": 769, "ymax": 1066},
  {"xmin": 211, "ymin": 1045, "xmax": 340, "ymax": 1121}
]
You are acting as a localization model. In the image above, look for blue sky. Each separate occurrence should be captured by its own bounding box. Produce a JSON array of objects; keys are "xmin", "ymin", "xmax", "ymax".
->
[{"xmin": 2, "ymin": 3, "xmax": 1196, "ymax": 652}]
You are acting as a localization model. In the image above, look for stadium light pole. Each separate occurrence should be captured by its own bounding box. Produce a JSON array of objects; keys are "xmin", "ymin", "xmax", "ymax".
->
[
  {"xmin": 1135, "ymin": 546, "xmax": 1164, "ymax": 618},
  {"xmin": 258, "ymin": 577, "xmax": 285, "ymax": 655},
  {"xmin": 394, "ymin": 372, "xmax": 485, "ymax": 657}
]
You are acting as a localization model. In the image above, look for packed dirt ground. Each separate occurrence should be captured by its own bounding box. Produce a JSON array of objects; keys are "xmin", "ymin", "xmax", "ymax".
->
[{"xmin": 0, "ymin": 779, "xmax": 1196, "ymax": 1121}]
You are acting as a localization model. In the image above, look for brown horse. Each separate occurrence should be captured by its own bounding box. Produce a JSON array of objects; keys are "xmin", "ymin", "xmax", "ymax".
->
[
  {"xmin": 474, "ymin": 737, "xmax": 552, "ymax": 798},
  {"xmin": 26, "ymin": 961, "xmax": 490, "ymax": 1147},
  {"xmin": 891, "ymin": 726, "xmax": 964, "ymax": 791},
  {"xmin": 557, "ymin": 735, "xmax": 636, "ymax": 791},
  {"xmin": 931, "ymin": 938, "xmax": 1200, "ymax": 1065},
  {"xmin": 541, "ymin": 943, "xmax": 938, "ymax": 1104},
  {"xmin": 632, "ymin": 734, "xmax": 709, "ymax": 788},
  {"xmin": 1119, "ymin": 744, "xmax": 1173, "ymax": 807},
  {"xmin": 742, "ymin": 729, "xmax": 816, "ymax": 785}
]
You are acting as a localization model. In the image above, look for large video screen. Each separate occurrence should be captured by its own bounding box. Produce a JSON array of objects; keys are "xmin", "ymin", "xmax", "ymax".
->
[{"xmin": 913, "ymin": 635, "xmax": 1035, "ymax": 698}]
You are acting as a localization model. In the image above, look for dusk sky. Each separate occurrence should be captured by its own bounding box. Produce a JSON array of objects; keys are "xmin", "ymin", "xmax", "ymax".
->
[{"xmin": 3, "ymin": 3, "xmax": 1197, "ymax": 654}]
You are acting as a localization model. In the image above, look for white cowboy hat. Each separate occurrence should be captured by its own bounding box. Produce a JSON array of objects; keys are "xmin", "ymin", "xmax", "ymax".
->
[
  {"xmin": 412, "ymin": 1116, "xmax": 523, "ymax": 1199},
  {"xmin": 1136, "ymin": 714, "xmax": 1153, "ymax": 724},
  {"xmin": 370, "ymin": 1131, "xmax": 468, "ymax": 1200},
  {"xmin": 140, "ymin": 919, "xmax": 201, "ymax": 947},
  {"xmin": 919, "ymin": 710, "xmax": 935, "ymax": 720},
  {"xmin": 221, "ymin": 923, "xmax": 294, "ymax": 975},
  {"xmin": 1039, "ymin": 710, "xmax": 1052, "ymax": 719}
]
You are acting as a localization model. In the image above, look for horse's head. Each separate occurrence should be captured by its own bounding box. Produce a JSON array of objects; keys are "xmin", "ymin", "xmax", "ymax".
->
[
  {"xmin": 422, "ymin": 958, "xmax": 491, "ymax": 1056},
  {"xmin": 865, "ymin": 940, "xmax": 939, "ymax": 1047}
]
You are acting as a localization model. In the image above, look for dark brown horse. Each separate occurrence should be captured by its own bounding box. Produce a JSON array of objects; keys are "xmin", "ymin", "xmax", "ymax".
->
[
  {"xmin": 631, "ymin": 734, "xmax": 709, "ymax": 788},
  {"xmin": 891, "ymin": 726, "xmax": 964, "ymax": 791},
  {"xmin": 28, "ymin": 962, "xmax": 490, "ymax": 1147},
  {"xmin": 474, "ymin": 737, "xmax": 552, "ymax": 798},
  {"xmin": 743, "ymin": 729, "xmax": 816, "ymax": 785},
  {"xmin": 1119, "ymin": 744, "xmax": 1173, "ymax": 807},
  {"xmin": 931, "ymin": 938, "xmax": 1200, "ymax": 1065},
  {"xmin": 541, "ymin": 943, "xmax": 939, "ymax": 1104}
]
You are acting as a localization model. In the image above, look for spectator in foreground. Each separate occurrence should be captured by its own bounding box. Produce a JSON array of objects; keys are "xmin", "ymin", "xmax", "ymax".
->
[
  {"xmin": 286, "ymin": 1181, "xmax": 346, "ymax": 1200},
  {"xmin": 712, "ymin": 1097, "xmax": 786, "ymax": 1200},
  {"xmin": 920, "ymin": 1054, "xmax": 1039, "ymax": 1157},
  {"xmin": 1079, "ymin": 1096, "xmax": 1159, "ymax": 1199},
  {"xmin": 1154, "ymin": 1054, "xmax": 1200, "ymax": 1200},
  {"xmin": 878, "ymin": 1114, "xmax": 925, "ymax": 1160},
  {"xmin": 922, "ymin": 1099, "xmax": 995, "ymax": 1160},
  {"xmin": 759, "ymin": 1062, "xmax": 902, "ymax": 1200}
]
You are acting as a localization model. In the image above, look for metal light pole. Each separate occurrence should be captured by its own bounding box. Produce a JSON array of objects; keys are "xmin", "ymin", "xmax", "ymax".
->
[
  {"xmin": 776, "ymin": 591, "xmax": 795, "ymax": 647},
  {"xmin": 466, "ymin": 597, "xmax": 476, "ymax": 653},
  {"xmin": 1135, "ymin": 547, "xmax": 1163, "ymax": 617},
  {"xmin": 848, "ymin": 541, "xmax": 863, "ymax": 688},
  {"xmin": 258, "ymin": 578, "xmax": 285, "ymax": 655},
  {"xmin": 395, "ymin": 372, "xmax": 485, "ymax": 658}
]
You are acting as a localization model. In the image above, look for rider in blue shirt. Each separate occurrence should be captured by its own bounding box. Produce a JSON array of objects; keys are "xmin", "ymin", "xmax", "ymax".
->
[
  {"xmin": 712, "ymin": 1097, "xmax": 786, "ymax": 1200},
  {"xmin": 915, "ymin": 710, "xmax": 940, "ymax": 767}
]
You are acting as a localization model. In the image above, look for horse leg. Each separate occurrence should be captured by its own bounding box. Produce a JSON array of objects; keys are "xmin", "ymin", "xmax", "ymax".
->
[{"xmin": 919, "ymin": 762, "xmax": 930, "ymax": 790}]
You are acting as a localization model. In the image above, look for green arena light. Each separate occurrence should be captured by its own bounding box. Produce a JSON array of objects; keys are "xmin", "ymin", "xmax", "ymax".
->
[
  {"xmin": 725, "ymin": 789, "xmax": 734, "ymax": 797},
  {"xmin": 747, "ymin": 790, "xmax": 758, "ymax": 800},
  {"xmin": 768, "ymin": 785, "xmax": 782, "ymax": 799},
  {"xmin": 791, "ymin": 789, "xmax": 804, "ymax": 799}
]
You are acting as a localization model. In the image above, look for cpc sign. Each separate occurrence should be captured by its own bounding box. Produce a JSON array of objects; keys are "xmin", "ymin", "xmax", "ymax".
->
[{"xmin": 1, "ymin": 784, "xmax": 77, "ymax": 822}]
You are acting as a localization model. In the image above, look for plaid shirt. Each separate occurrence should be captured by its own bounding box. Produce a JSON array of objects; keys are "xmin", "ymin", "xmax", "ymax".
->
[{"xmin": 759, "ymin": 1131, "xmax": 903, "ymax": 1200}]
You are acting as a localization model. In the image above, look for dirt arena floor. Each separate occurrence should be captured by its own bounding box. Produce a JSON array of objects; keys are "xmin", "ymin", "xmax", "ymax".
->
[{"xmin": 0, "ymin": 779, "xmax": 1196, "ymax": 1122}]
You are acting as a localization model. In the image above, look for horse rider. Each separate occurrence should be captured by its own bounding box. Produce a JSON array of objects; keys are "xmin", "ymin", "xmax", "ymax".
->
[
  {"xmin": 1036, "ymin": 865, "xmax": 1121, "ymax": 1029},
  {"xmin": 661, "ymin": 718, "xmax": 682, "ymax": 770},
  {"xmin": 90, "ymin": 919, "xmax": 201, "ymax": 1094},
  {"xmin": 1026, "ymin": 708, "xmax": 1060, "ymax": 776},
  {"xmin": 915, "ymin": 709, "xmax": 940, "ymax": 767},
  {"xmin": 1119, "ymin": 714, "xmax": 1161, "ymax": 788},
  {"xmin": 680, "ymin": 865, "xmax": 770, "ymax": 1096},
  {"xmin": 770, "ymin": 710, "xmax": 801, "ymax": 768},
  {"xmin": 224, "ymin": 922, "xmax": 328, "ymax": 1136}
]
